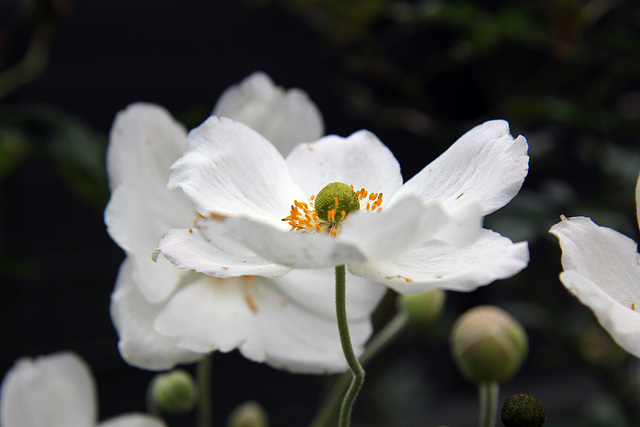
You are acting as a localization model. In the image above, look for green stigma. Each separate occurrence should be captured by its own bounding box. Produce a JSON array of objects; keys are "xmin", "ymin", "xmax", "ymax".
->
[{"xmin": 314, "ymin": 182, "xmax": 360, "ymax": 222}]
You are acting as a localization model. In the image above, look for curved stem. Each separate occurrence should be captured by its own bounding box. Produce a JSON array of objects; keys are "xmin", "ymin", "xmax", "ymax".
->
[
  {"xmin": 479, "ymin": 381, "xmax": 499, "ymax": 427},
  {"xmin": 197, "ymin": 353, "xmax": 213, "ymax": 427},
  {"xmin": 309, "ymin": 309, "xmax": 410, "ymax": 427},
  {"xmin": 335, "ymin": 265, "xmax": 365, "ymax": 427}
]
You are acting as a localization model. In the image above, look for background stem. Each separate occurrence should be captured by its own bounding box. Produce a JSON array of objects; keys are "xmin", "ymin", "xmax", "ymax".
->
[{"xmin": 479, "ymin": 381, "xmax": 499, "ymax": 427}]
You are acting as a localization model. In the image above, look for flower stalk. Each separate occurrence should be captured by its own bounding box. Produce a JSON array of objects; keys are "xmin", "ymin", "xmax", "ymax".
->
[
  {"xmin": 335, "ymin": 265, "xmax": 365, "ymax": 427},
  {"xmin": 197, "ymin": 354, "xmax": 213, "ymax": 427},
  {"xmin": 479, "ymin": 381, "xmax": 499, "ymax": 427}
]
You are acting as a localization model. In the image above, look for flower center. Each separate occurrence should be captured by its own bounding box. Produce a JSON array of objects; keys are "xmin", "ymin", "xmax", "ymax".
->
[{"xmin": 282, "ymin": 181, "xmax": 383, "ymax": 236}]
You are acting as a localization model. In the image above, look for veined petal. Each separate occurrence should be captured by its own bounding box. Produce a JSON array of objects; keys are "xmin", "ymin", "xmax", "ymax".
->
[
  {"xmin": 349, "ymin": 229, "xmax": 529, "ymax": 294},
  {"xmin": 391, "ymin": 120, "xmax": 528, "ymax": 216},
  {"xmin": 286, "ymin": 130, "xmax": 403, "ymax": 201},
  {"xmin": 213, "ymin": 72, "xmax": 324, "ymax": 154},
  {"xmin": 339, "ymin": 197, "xmax": 482, "ymax": 261},
  {"xmin": 154, "ymin": 273, "xmax": 383, "ymax": 374},
  {"xmin": 110, "ymin": 259, "xmax": 204, "ymax": 371},
  {"xmin": 221, "ymin": 217, "xmax": 367, "ymax": 268},
  {"xmin": 105, "ymin": 185, "xmax": 192, "ymax": 303},
  {"xmin": 550, "ymin": 216, "xmax": 640, "ymax": 357},
  {"xmin": 99, "ymin": 414, "xmax": 166, "ymax": 427},
  {"xmin": 0, "ymin": 352, "xmax": 97, "ymax": 427},
  {"xmin": 107, "ymin": 103, "xmax": 187, "ymax": 191},
  {"xmin": 156, "ymin": 227, "xmax": 291, "ymax": 277},
  {"xmin": 169, "ymin": 116, "xmax": 304, "ymax": 224}
]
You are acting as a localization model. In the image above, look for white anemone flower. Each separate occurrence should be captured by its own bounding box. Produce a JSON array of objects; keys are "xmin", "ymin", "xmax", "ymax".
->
[
  {"xmin": 0, "ymin": 352, "xmax": 164, "ymax": 427},
  {"xmin": 156, "ymin": 117, "xmax": 530, "ymax": 295},
  {"xmin": 550, "ymin": 171, "xmax": 640, "ymax": 357},
  {"xmin": 105, "ymin": 72, "xmax": 385, "ymax": 373}
]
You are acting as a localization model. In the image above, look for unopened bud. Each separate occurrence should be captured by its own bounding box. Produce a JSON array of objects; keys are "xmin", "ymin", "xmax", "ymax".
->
[
  {"xmin": 450, "ymin": 305, "xmax": 527, "ymax": 384},
  {"xmin": 398, "ymin": 289, "xmax": 446, "ymax": 325},
  {"xmin": 150, "ymin": 369, "xmax": 197, "ymax": 414},
  {"xmin": 226, "ymin": 401, "xmax": 269, "ymax": 427},
  {"xmin": 500, "ymin": 394, "xmax": 546, "ymax": 427}
]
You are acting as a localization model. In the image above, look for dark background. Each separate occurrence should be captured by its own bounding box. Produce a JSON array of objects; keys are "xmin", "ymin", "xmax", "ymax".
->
[{"xmin": 2, "ymin": 0, "xmax": 640, "ymax": 426}]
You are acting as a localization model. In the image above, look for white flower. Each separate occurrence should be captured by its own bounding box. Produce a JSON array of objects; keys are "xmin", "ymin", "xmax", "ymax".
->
[
  {"xmin": 0, "ymin": 351, "xmax": 164, "ymax": 427},
  {"xmin": 550, "ymin": 171, "xmax": 640, "ymax": 357},
  {"xmin": 105, "ymin": 72, "xmax": 386, "ymax": 373},
  {"xmin": 157, "ymin": 117, "xmax": 530, "ymax": 296}
]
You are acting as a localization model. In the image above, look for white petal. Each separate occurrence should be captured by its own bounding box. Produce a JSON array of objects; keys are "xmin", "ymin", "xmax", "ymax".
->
[
  {"xmin": 286, "ymin": 130, "xmax": 403, "ymax": 200},
  {"xmin": 110, "ymin": 258, "xmax": 204, "ymax": 371},
  {"xmin": 107, "ymin": 103, "xmax": 187, "ymax": 191},
  {"xmin": 391, "ymin": 120, "xmax": 529, "ymax": 215},
  {"xmin": 213, "ymin": 72, "xmax": 324, "ymax": 154},
  {"xmin": 169, "ymin": 116, "xmax": 304, "ymax": 223},
  {"xmin": 221, "ymin": 217, "xmax": 367, "ymax": 268},
  {"xmin": 550, "ymin": 216, "xmax": 640, "ymax": 356},
  {"xmin": 105, "ymin": 185, "xmax": 192, "ymax": 303},
  {"xmin": 636, "ymin": 171, "xmax": 640, "ymax": 230},
  {"xmin": 156, "ymin": 227, "xmax": 291, "ymax": 278},
  {"xmin": 349, "ymin": 229, "xmax": 529, "ymax": 295},
  {"xmin": 99, "ymin": 413, "xmax": 166, "ymax": 427},
  {"xmin": 153, "ymin": 277, "xmax": 263, "ymax": 355},
  {"xmin": 270, "ymin": 268, "xmax": 386, "ymax": 323},
  {"xmin": 155, "ymin": 273, "xmax": 384, "ymax": 374},
  {"xmin": 1, "ymin": 352, "xmax": 97, "ymax": 427},
  {"xmin": 339, "ymin": 197, "xmax": 483, "ymax": 261}
]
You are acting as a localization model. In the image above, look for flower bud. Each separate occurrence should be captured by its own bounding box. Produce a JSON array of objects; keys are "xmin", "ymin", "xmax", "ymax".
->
[
  {"xmin": 226, "ymin": 401, "xmax": 269, "ymax": 427},
  {"xmin": 450, "ymin": 305, "xmax": 527, "ymax": 384},
  {"xmin": 500, "ymin": 394, "xmax": 546, "ymax": 427},
  {"xmin": 397, "ymin": 289, "xmax": 446, "ymax": 325},
  {"xmin": 150, "ymin": 369, "xmax": 197, "ymax": 414}
]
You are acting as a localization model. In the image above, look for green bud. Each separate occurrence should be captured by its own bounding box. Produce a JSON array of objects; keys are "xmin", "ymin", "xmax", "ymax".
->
[
  {"xmin": 500, "ymin": 394, "xmax": 546, "ymax": 427},
  {"xmin": 450, "ymin": 305, "xmax": 528, "ymax": 384},
  {"xmin": 398, "ymin": 289, "xmax": 446, "ymax": 325},
  {"xmin": 226, "ymin": 401, "xmax": 269, "ymax": 427},
  {"xmin": 150, "ymin": 369, "xmax": 197, "ymax": 414},
  {"xmin": 314, "ymin": 182, "xmax": 360, "ymax": 222}
]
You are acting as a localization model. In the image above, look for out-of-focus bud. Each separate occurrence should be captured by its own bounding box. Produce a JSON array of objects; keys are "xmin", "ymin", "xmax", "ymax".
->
[
  {"xmin": 150, "ymin": 369, "xmax": 197, "ymax": 414},
  {"xmin": 500, "ymin": 394, "xmax": 546, "ymax": 427},
  {"xmin": 397, "ymin": 289, "xmax": 446, "ymax": 325},
  {"xmin": 226, "ymin": 401, "xmax": 269, "ymax": 427},
  {"xmin": 450, "ymin": 305, "xmax": 528, "ymax": 384}
]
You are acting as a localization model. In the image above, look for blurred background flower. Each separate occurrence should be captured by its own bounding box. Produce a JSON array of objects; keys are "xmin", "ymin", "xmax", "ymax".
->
[{"xmin": 2, "ymin": 0, "xmax": 640, "ymax": 425}]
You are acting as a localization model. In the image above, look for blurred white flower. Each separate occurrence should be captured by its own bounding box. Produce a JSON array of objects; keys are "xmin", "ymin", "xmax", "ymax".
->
[
  {"xmin": 0, "ymin": 352, "xmax": 164, "ymax": 427},
  {"xmin": 550, "ymin": 171, "xmax": 640, "ymax": 357},
  {"xmin": 157, "ymin": 117, "xmax": 530, "ymax": 296},
  {"xmin": 105, "ymin": 72, "xmax": 385, "ymax": 373}
]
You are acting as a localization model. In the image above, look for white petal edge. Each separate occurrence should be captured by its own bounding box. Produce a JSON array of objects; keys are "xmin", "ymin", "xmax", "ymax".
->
[
  {"xmin": 0, "ymin": 352, "xmax": 97, "ymax": 427},
  {"xmin": 213, "ymin": 71, "xmax": 324, "ymax": 154},
  {"xmin": 99, "ymin": 413, "xmax": 166, "ymax": 427},
  {"xmin": 105, "ymin": 185, "xmax": 192, "ymax": 303},
  {"xmin": 349, "ymin": 229, "xmax": 529, "ymax": 295},
  {"xmin": 550, "ymin": 215, "xmax": 640, "ymax": 357},
  {"xmin": 110, "ymin": 258, "xmax": 205, "ymax": 371},
  {"xmin": 154, "ymin": 274, "xmax": 383, "ymax": 374},
  {"xmin": 391, "ymin": 120, "xmax": 529, "ymax": 216},
  {"xmin": 285, "ymin": 130, "xmax": 403, "ymax": 202},
  {"xmin": 220, "ymin": 217, "xmax": 367, "ymax": 269},
  {"xmin": 106, "ymin": 103, "xmax": 187, "ymax": 191},
  {"xmin": 339, "ymin": 197, "xmax": 483, "ymax": 261},
  {"xmin": 169, "ymin": 116, "xmax": 305, "ymax": 224},
  {"xmin": 156, "ymin": 227, "xmax": 291, "ymax": 278},
  {"xmin": 636, "ymin": 171, "xmax": 640, "ymax": 230}
]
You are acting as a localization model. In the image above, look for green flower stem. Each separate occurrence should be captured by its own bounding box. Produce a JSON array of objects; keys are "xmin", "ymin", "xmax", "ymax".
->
[
  {"xmin": 479, "ymin": 381, "xmax": 499, "ymax": 427},
  {"xmin": 335, "ymin": 264, "xmax": 365, "ymax": 427},
  {"xmin": 309, "ymin": 308, "xmax": 410, "ymax": 427},
  {"xmin": 197, "ymin": 353, "xmax": 213, "ymax": 427}
]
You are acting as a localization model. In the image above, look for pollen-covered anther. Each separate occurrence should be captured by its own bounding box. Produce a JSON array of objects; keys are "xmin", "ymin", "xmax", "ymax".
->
[{"xmin": 282, "ymin": 181, "xmax": 384, "ymax": 236}]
